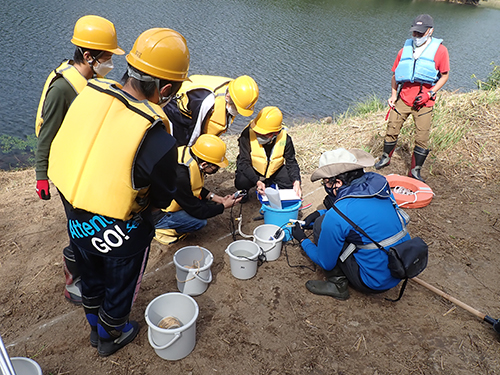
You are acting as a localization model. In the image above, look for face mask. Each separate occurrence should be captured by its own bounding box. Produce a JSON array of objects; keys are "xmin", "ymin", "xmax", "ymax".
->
[
  {"xmin": 412, "ymin": 35, "xmax": 429, "ymax": 48},
  {"xmin": 204, "ymin": 168, "xmax": 219, "ymax": 175},
  {"xmin": 227, "ymin": 103, "xmax": 239, "ymax": 117},
  {"xmin": 256, "ymin": 134, "xmax": 275, "ymax": 145},
  {"xmin": 324, "ymin": 184, "xmax": 337, "ymax": 197},
  {"xmin": 93, "ymin": 58, "xmax": 114, "ymax": 77}
]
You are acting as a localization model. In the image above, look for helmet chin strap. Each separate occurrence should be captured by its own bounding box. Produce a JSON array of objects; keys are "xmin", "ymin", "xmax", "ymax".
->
[
  {"xmin": 157, "ymin": 92, "xmax": 174, "ymax": 106},
  {"xmin": 80, "ymin": 47, "xmax": 103, "ymax": 75}
]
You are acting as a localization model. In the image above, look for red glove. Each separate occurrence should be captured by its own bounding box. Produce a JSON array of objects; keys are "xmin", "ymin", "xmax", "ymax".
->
[
  {"xmin": 413, "ymin": 92, "xmax": 431, "ymax": 108},
  {"xmin": 36, "ymin": 180, "xmax": 51, "ymax": 200}
]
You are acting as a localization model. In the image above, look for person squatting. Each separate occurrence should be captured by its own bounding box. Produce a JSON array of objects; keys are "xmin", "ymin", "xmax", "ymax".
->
[{"xmin": 36, "ymin": 12, "xmax": 447, "ymax": 357}]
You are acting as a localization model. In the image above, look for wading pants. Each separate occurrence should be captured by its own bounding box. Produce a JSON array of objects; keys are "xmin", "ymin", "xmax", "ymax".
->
[{"xmin": 385, "ymin": 99, "xmax": 434, "ymax": 149}]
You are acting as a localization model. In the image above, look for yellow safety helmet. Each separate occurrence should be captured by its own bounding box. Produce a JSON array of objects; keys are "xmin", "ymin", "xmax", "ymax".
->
[
  {"xmin": 191, "ymin": 134, "xmax": 229, "ymax": 168},
  {"xmin": 126, "ymin": 28, "xmax": 190, "ymax": 81},
  {"xmin": 250, "ymin": 106, "xmax": 283, "ymax": 135},
  {"xmin": 71, "ymin": 15, "xmax": 124, "ymax": 55},
  {"xmin": 228, "ymin": 75, "xmax": 259, "ymax": 116}
]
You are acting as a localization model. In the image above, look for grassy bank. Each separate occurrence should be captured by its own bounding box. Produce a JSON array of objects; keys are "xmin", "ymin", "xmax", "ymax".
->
[
  {"xmin": 479, "ymin": 0, "xmax": 500, "ymax": 9},
  {"xmin": 2, "ymin": 88, "xmax": 500, "ymax": 182},
  {"xmin": 224, "ymin": 88, "xmax": 500, "ymax": 182}
]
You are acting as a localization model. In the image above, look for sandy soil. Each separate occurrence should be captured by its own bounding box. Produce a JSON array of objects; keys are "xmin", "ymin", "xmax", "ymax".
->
[{"xmin": 1, "ymin": 154, "xmax": 500, "ymax": 375}]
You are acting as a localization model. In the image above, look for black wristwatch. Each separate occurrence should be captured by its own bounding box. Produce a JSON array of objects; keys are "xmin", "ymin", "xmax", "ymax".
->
[{"xmin": 428, "ymin": 90, "xmax": 436, "ymax": 100}]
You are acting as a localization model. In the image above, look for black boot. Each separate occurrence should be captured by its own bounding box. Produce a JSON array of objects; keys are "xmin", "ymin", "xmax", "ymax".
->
[
  {"xmin": 408, "ymin": 146, "xmax": 430, "ymax": 182},
  {"xmin": 374, "ymin": 141, "xmax": 397, "ymax": 170},
  {"xmin": 305, "ymin": 277, "xmax": 349, "ymax": 300},
  {"xmin": 305, "ymin": 265, "xmax": 349, "ymax": 300},
  {"xmin": 84, "ymin": 302, "xmax": 101, "ymax": 348},
  {"xmin": 97, "ymin": 313, "xmax": 140, "ymax": 357}
]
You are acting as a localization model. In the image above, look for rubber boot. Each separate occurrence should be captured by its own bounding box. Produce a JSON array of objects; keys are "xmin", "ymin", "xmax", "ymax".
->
[
  {"xmin": 408, "ymin": 146, "xmax": 430, "ymax": 182},
  {"xmin": 97, "ymin": 314, "xmax": 140, "ymax": 357},
  {"xmin": 374, "ymin": 141, "xmax": 397, "ymax": 170},
  {"xmin": 305, "ymin": 265, "xmax": 350, "ymax": 300},
  {"xmin": 63, "ymin": 246, "xmax": 82, "ymax": 305},
  {"xmin": 84, "ymin": 306, "xmax": 99, "ymax": 348}
]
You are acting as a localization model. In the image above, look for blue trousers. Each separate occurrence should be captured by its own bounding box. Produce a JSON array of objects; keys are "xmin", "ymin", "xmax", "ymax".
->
[{"xmin": 155, "ymin": 210, "xmax": 207, "ymax": 234}]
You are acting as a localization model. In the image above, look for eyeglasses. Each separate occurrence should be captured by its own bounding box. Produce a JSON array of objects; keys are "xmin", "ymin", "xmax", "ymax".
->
[
  {"xmin": 321, "ymin": 178, "xmax": 337, "ymax": 186},
  {"xmin": 205, "ymin": 163, "xmax": 220, "ymax": 172}
]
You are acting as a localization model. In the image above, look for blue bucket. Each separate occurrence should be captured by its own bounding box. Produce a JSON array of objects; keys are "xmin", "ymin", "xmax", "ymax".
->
[{"xmin": 260, "ymin": 200, "xmax": 301, "ymax": 242}]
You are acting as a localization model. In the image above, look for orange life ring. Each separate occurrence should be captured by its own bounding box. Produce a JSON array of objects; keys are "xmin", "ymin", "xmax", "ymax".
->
[{"xmin": 385, "ymin": 174, "xmax": 434, "ymax": 209}]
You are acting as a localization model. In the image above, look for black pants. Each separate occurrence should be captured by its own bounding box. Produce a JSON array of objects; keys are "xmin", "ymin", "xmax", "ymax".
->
[
  {"xmin": 73, "ymin": 244, "xmax": 150, "ymax": 322},
  {"xmin": 339, "ymin": 255, "xmax": 388, "ymax": 295},
  {"xmin": 235, "ymin": 165, "xmax": 293, "ymax": 191}
]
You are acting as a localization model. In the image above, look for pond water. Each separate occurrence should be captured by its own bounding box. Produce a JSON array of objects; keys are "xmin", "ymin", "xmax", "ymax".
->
[{"xmin": 0, "ymin": 0, "xmax": 499, "ymax": 168}]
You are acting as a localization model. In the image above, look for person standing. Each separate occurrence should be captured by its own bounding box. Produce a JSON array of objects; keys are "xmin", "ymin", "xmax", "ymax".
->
[
  {"xmin": 154, "ymin": 134, "xmax": 241, "ymax": 245},
  {"xmin": 374, "ymin": 14, "xmax": 449, "ymax": 182},
  {"xmin": 34, "ymin": 15, "xmax": 124, "ymax": 305},
  {"xmin": 164, "ymin": 74, "xmax": 259, "ymax": 146},
  {"xmin": 47, "ymin": 28, "xmax": 190, "ymax": 356},
  {"xmin": 235, "ymin": 106, "xmax": 302, "ymax": 199}
]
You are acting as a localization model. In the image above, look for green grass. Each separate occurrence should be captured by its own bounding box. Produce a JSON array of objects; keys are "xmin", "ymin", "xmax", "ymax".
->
[
  {"xmin": 347, "ymin": 93, "xmax": 386, "ymax": 117},
  {"xmin": 0, "ymin": 134, "xmax": 37, "ymax": 169},
  {"xmin": 473, "ymin": 62, "xmax": 500, "ymax": 90},
  {"xmin": 0, "ymin": 134, "xmax": 37, "ymax": 154}
]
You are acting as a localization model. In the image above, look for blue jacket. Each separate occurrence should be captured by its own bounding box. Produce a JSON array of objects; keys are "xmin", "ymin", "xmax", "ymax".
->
[
  {"xmin": 301, "ymin": 173, "xmax": 410, "ymax": 290},
  {"xmin": 394, "ymin": 38, "xmax": 443, "ymax": 85}
]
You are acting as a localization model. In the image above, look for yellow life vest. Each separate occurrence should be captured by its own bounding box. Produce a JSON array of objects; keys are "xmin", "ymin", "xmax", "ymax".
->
[
  {"xmin": 176, "ymin": 75, "xmax": 234, "ymax": 137},
  {"xmin": 204, "ymin": 95, "xmax": 234, "ymax": 136},
  {"xmin": 35, "ymin": 60, "xmax": 88, "ymax": 136},
  {"xmin": 48, "ymin": 78, "xmax": 171, "ymax": 220},
  {"xmin": 250, "ymin": 128, "xmax": 287, "ymax": 178},
  {"xmin": 166, "ymin": 146, "xmax": 205, "ymax": 213}
]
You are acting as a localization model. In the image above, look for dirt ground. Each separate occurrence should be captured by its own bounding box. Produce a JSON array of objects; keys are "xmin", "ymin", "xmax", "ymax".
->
[{"xmin": 1, "ymin": 153, "xmax": 500, "ymax": 375}]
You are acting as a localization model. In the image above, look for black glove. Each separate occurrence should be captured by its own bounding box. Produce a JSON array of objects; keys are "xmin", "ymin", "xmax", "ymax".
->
[
  {"xmin": 292, "ymin": 222, "xmax": 306, "ymax": 243},
  {"xmin": 303, "ymin": 211, "xmax": 320, "ymax": 229},
  {"xmin": 413, "ymin": 92, "xmax": 430, "ymax": 110}
]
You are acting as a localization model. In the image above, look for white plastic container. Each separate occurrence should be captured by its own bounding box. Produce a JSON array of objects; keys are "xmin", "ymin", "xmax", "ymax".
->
[
  {"xmin": 145, "ymin": 293, "xmax": 199, "ymax": 361},
  {"xmin": 253, "ymin": 224, "xmax": 284, "ymax": 261},
  {"xmin": 173, "ymin": 246, "xmax": 213, "ymax": 296},
  {"xmin": 265, "ymin": 187, "xmax": 282, "ymax": 209},
  {"xmin": 10, "ymin": 357, "xmax": 42, "ymax": 375},
  {"xmin": 225, "ymin": 240, "xmax": 261, "ymax": 280}
]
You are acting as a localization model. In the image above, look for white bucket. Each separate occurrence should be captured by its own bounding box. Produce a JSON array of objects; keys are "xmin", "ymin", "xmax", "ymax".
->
[
  {"xmin": 225, "ymin": 240, "xmax": 261, "ymax": 280},
  {"xmin": 253, "ymin": 224, "xmax": 285, "ymax": 261},
  {"xmin": 173, "ymin": 246, "xmax": 213, "ymax": 296},
  {"xmin": 145, "ymin": 292, "xmax": 199, "ymax": 361},
  {"xmin": 10, "ymin": 358, "xmax": 42, "ymax": 375}
]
